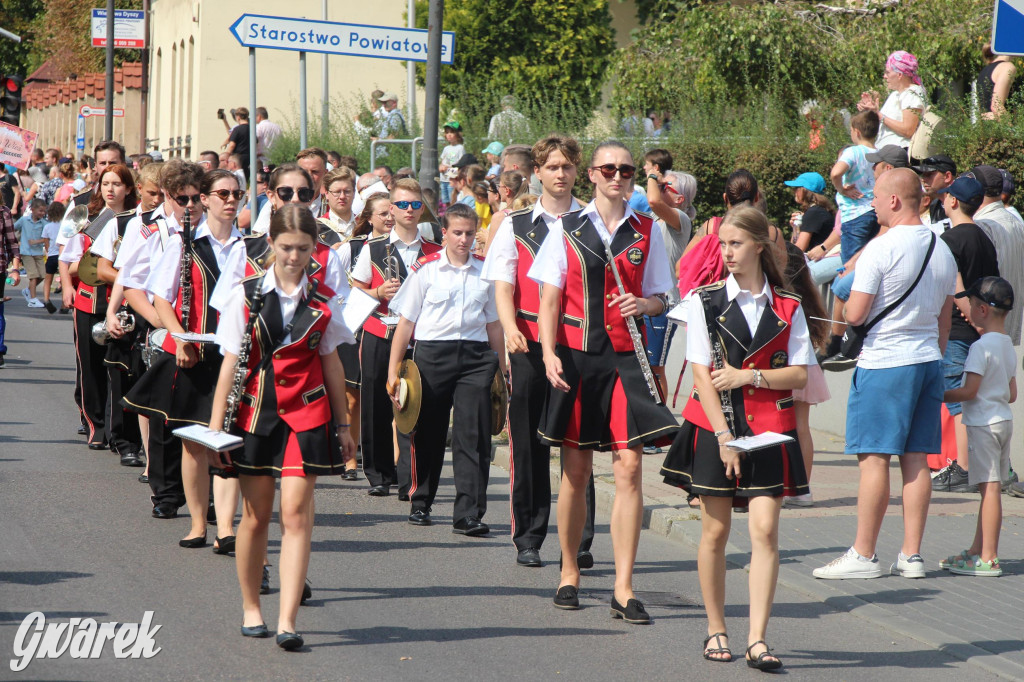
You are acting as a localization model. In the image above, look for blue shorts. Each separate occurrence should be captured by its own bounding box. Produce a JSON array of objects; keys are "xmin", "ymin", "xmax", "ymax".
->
[
  {"xmin": 845, "ymin": 360, "xmax": 943, "ymax": 456},
  {"xmin": 840, "ymin": 210, "xmax": 880, "ymax": 263},
  {"xmin": 831, "ymin": 269, "xmax": 854, "ymax": 302},
  {"xmin": 644, "ymin": 312, "xmax": 676, "ymax": 367},
  {"xmin": 942, "ymin": 339, "xmax": 972, "ymax": 417}
]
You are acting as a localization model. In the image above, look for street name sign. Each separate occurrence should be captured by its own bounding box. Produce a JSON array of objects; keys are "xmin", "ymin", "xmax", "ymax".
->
[
  {"xmin": 992, "ymin": 0, "xmax": 1024, "ymax": 56},
  {"xmin": 91, "ymin": 9, "xmax": 147, "ymax": 49},
  {"xmin": 80, "ymin": 105, "xmax": 125, "ymax": 118},
  {"xmin": 229, "ymin": 14, "xmax": 455, "ymax": 64}
]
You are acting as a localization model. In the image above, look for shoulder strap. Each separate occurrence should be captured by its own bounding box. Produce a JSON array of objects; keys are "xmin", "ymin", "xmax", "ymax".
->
[
  {"xmin": 862, "ymin": 232, "xmax": 936, "ymax": 333},
  {"xmin": 710, "ymin": 216, "xmax": 723, "ymax": 236}
]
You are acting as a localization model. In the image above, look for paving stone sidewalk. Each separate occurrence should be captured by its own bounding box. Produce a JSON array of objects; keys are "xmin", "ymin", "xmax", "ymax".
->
[{"xmin": 493, "ymin": 430, "xmax": 1024, "ymax": 680}]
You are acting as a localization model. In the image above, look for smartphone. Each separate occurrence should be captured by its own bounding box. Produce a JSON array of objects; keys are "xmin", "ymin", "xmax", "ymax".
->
[{"xmin": 217, "ymin": 108, "xmax": 225, "ymax": 120}]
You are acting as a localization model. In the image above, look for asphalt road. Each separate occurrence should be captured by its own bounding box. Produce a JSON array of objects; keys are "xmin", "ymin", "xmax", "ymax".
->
[{"xmin": 0, "ymin": 304, "xmax": 1007, "ymax": 681}]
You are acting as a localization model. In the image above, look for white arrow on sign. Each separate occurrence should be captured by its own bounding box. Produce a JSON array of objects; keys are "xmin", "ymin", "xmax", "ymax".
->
[{"xmin": 229, "ymin": 14, "xmax": 455, "ymax": 64}]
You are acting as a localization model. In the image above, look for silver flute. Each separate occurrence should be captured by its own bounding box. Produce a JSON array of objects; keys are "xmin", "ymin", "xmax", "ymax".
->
[
  {"xmin": 602, "ymin": 240, "xmax": 662, "ymax": 404},
  {"xmin": 699, "ymin": 289, "xmax": 735, "ymax": 433}
]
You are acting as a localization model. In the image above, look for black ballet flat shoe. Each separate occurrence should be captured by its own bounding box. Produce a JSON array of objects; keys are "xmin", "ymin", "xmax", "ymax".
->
[
  {"xmin": 610, "ymin": 596, "xmax": 650, "ymax": 624},
  {"xmin": 553, "ymin": 585, "xmax": 580, "ymax": 610},
  {"xmin": 746, "ymin": 640, "xmax": 783, "ymax": 671},
  {"xmin": 241, "ymin": 622, "xmax": 270, "ymax": 638},
  {"xmin": 178, "ymin": 534, "xmax": 207, "ymax": 549},
  {"xmin": 260, "ymin": 566, "xmax": 271, "ymax": 595},
  {"xmin": 576, "ymin": 551, "xmax": 594, "ymax": 569},
  {"xmin": 276, "ymin": 632, "xmax": 304, "ymax": 651},
  {"xmin": 213, "ymin": 536, "xmax": 236, "ymax": 555},
  {"xmin": 341, "ymin": 469, "xmax": 358, "ymax": 481},
  {"xmin": 300, "ymin": 580, "xmax": 312, "ymax": 605},
  {"xmin": 138, "ymin": 473, "xmax": 149, "ymax": 484},
  {"xmin": 77, "ymin": 425, "xmax": 88, "ymax": 436},
  {"xmin": 702, "ymin": 632, "xmax": 732, "ymax": 662}
]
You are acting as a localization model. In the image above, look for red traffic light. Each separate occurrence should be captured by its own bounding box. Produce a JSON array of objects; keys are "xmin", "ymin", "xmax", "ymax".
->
[{"xmin": 3, "ymin": 78, "xmax": 21, "ymax": 93}]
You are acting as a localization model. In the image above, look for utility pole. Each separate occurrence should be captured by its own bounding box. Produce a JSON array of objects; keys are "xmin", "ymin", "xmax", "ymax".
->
[
  {"xmin": 417, "ymin": 0, "xmax": 443, "ymax": 200},
  {"xmin": 140, "ymin": 0, "xmax": 150, "ymax": 152},
  {"xmin": 104, "ymin": 0, "xmax": 115, "ymax": 139}
]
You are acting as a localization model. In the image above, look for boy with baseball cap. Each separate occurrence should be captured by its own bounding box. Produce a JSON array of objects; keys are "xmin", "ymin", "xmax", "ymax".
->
[{"xmin": 941, "ymin": 276, "xmax": 1016, "ymax": 577}]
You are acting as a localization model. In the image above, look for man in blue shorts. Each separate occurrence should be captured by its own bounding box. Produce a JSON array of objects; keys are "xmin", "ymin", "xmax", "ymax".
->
[{"xmin": 813, "ymin": 169, "xmax": 956, "ymax": 580}]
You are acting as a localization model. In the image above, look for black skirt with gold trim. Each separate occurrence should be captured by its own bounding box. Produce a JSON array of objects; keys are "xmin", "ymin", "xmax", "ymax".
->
[{"xmin": 122, "ymin": 351, "xmax": 222, "ymax": 425}]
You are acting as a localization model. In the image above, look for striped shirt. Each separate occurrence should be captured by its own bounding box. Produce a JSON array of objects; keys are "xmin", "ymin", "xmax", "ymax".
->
[{"xmin": 975, "ymin": 202, "xmax": 1024, "ymax": 345}]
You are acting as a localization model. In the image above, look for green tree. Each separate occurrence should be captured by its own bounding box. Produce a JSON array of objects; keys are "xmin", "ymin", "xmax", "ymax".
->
[{"xmin": 0, "ymin": 0, "xmax": 44, "ymax": 78}]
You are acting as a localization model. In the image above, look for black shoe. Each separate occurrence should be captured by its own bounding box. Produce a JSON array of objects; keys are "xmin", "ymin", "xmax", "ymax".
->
[
  {"xmin": 87, "ymin": 440, "xmax": 108, "ymax": 450},
  {"xmin": 341, "ymin": 469, "xmax": 358, "ymax": 481},
  {"xmin": 817, "ymin": 335, "xmax": 842, "ymax": 365},
  {"xmin": 59, "ymin": 307, "xmax": 71, "ymax": 314},
  {"xmin": 576, "ymin": 551, "xmax": 594, "ymax": 570},
  {"xmin": 367, "ymin": 485, "xmax": 390, "ymax": 497},
  {"xmin": 120, "ymin": 450, "xmax": 144, "ymax": 467},
  {"xmin": 408, "ymin": 509, "xmax": 431, "ymax": 526},
  {"xmin": 260, "ymin": 566, "xmax": 271, "ymax": 594},
  {"xmin": 138, "ymin": 473, "xmax": 149, "ymax": 483},
  {"xmin": 77, "ymin": 424, "xmax": 87, "ymax": 436},
  {"xmin": 301, "ymin": 579, "xmax": 312, "ymax": 605},
  {"xmin": 179, "ymin": 533, "xmax": 207, "ymax": 548},
  {"xmin": 152, "ymin": 503, "xmax": 178, "ymax": 519},
  {"xmin": 213, "ymin": 536, "xmax": 236, "ymax": 555},
  {"xmin": 610, "ymin": 596, "xmax": 650, "ymax": 624},
  {"xmin": 947, "ymin": 462, "xmax": 978, "ymax": 493},
  {"xmin": 43, "ymin": 299, "xmax": 56, "ymax": 314},
  {"xmin": 452, "ymin": 516, "xmax": 489, "ymax": 536},
  {"xmin": 397, "ymin": 491, "xmax": 410, "ymax": 501},
  {"xmin": 553, "ymin": 585, "xmax": 580, "ymax": 610},
  {"xmin": 517, "ymin": 548, "xmax": 542, "ymax": 567},
  {"xmin": 821, "ymin": 353, "xmax": 857, "ymax": 372},
  {"xmin": 276, "ymin": 632, "xmax": 304, "ymax": 650},
  {"xmin": 240, "ymin": 622, "xmax": 270, "ymax": 638}
]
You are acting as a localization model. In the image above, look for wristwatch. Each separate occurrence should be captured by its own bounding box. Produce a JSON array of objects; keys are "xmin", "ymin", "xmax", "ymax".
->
[{"xmin": 714, "ymin": 428, "xmax": 732, "ymax": 440}]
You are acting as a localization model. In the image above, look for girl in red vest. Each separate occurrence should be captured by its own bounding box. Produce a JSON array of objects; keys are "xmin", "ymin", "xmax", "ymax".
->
[
  {"xmin": 661, "ymin": 205, "xmax": 812, "ymax": 670},
  {"xmin": 209, "ymin": 205, "xmax": 356, "ymax": 650}
]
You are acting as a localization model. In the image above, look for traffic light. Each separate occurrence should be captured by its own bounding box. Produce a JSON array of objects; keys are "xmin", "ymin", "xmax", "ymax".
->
[{"xmin": 1, "ymin": 75, "xmax": 23, "ymax": 126}]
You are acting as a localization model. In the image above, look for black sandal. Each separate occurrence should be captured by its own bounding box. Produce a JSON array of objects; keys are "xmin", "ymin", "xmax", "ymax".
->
[
  {"xmin": 746, "ymin": 640, "xmax": 782, "ymax": 671},
  {"xmin": 702, "ymin": 632, "xmax": 732, "ymax": 662}
]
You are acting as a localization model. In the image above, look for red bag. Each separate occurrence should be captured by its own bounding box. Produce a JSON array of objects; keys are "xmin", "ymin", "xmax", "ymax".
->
[{"xmin": 677, "ymin": 216, "xmax": 725, "ymax": 299}]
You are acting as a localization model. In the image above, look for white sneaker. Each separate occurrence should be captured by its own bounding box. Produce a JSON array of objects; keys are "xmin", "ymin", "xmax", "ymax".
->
[
  {"xmin": 21, "ymin": 288, "xmax": 30, "ymax": 302},
  {"xmin": 890, "ymin": 552, "xmax": 926, "ymax": 578},
  {"xmin": 784, "ymin": 493, "xmax": 814, "ymax": 507},
  {"xmin": 813, "ymin": 548, "xmax": 883, "ymax": 579},
  {"xmin": 27, "ymin": 298, "xmax": 44, "ymax": 308}
]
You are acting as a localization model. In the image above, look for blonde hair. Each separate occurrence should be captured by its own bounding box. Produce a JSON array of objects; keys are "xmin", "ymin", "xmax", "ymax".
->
[
  {"xmin": 511, "ymin": 194, "xmax": 538, "ymax": 211},
  {"xmin": 721, "ymin": 205, "xmax": 785, "ymax": 289}
]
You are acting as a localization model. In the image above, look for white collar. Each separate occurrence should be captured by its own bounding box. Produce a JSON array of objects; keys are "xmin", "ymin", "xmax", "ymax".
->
[
  {"xmin": 260, "ymin": 267, "xmax": 309, "ymax": 301},
  {"xmin": 438, "ymin": 248, "xmax": 479, "ymax": 272},
  {"xmin": 532, "ymin": 196, "xmax": 581, "ymax": 222},
  {"xmin": 580, "ymin": 199, "xmax": 636, "ymax": 235},
  {"xmin": 389, "ymin": 228, "xmax": 421, "ymax": 247},
  {"xmin": 195, "ymin": 222, "xmax": 243, "ymax": 243},
  {"xmin": 725, "ymin": 273, "xmax": 773, "ymax": 303}
]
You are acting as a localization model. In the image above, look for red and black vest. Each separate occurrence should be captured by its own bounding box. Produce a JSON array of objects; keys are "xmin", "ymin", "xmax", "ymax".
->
[
  {"xmin": 158, "ymin": 234, "xmax": 222, "ymax": 360},
  {"xmin": 73, "ymin": 233, "xmax": 108, "ymax": 316},
  {"xmin": 242, "ymin": 234, "xmax": 331, "ymax": 288},
  {"xmin": 681, "ymin": 280, "xmax": 803, "ymax": 436},
  {"xmin": 509, "ymin": 208, "xmax": 547, "ymax": 343},
  {"xmin": 362, "ymin": 234, "xmax": 441, "ymax": 340},
  {"xmin": 235, "ymin": 275, "xmax": 336, "ymax": 436},
  {"xmin": 316, "ymin": 220, "xmax": 343, "ymax": 248},
  {"xmin": 556, "ymin": 210, "xmax": 655, "ymax": 353}
]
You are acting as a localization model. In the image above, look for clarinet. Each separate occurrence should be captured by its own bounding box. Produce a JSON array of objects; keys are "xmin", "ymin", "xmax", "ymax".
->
[
  {"xmin": 602, "ymin": 240, "xmax": 662, "ymax": 404},
  {"xmin": 699, "ymin": 289, "xmax": 735, "ymax": 433},
  {"xmin": 178, "ymin": 208, "xmax": 194, "ymax": 336},
  {"xmin": 223, "ymin": 276, "xmax": 265, "ymax": 432}
]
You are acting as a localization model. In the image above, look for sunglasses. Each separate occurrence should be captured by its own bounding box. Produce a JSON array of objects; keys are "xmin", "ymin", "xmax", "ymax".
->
[
  {"xmin": 207, "ymin": 189, "xmax": 245, "ymax": 201},
  {"xmin": 275, "ymin": 186, "xmax": 315, "ymax": 203},
  {"xmin": 592, "ymin": 164, "xmax": 635, "ymax": 180},
  {"xmin": 660, "ymin": 183, "xmax": 680, "ymax": 196},
  {"xmin": 393, "ymin": 200, "xmax": 423, "ymax": 210},
  {"xmin": 174, "ymin": 193, "xmax": 201, "ymax": 207}
]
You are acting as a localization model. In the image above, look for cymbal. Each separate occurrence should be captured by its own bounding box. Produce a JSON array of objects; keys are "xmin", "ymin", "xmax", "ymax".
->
[
  {"xmin": 490, "ymin": 369, "xmax": 509, "ymax": 436},
  {"xmin": 393, "ymin": 359, "xmax": 422, "ymax": 435},
  {"xmin": 77, "ymin": 252, "xmax": 104, "ymax": 287}
]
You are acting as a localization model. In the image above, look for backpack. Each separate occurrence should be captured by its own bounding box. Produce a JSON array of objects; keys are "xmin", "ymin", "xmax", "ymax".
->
[{"xmin": 676, "ymin": 216, "xmax": 725, "ymax": 300}]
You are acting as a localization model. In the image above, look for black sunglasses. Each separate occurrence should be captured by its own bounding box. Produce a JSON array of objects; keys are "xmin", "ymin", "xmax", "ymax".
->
[
  {"xmin": 207, "ymin": 189, "xmax": 245, "ymax": 201},
  {"xmin": 592, "ymin": 164, "xmax": 636, "ymax": 180},
  {"xmin": 174, "ymin": 193, "xmax": 202, "ymax": 207},
  {"xmin": 275, "ymin": 186, "xmax": 315, "ymax": 203},
  {"xmin": 393, "ymin": 200, "xmax": 423, "ymax": 210}
]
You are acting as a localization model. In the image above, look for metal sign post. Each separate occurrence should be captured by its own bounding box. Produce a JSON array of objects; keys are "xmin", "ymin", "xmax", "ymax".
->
[
  {"xmin": 299, "ymin": 51, "xmax": 307, "ymax": 149},
  {"xmin": 249, "ymin": 47, "xmax": 258, "ymax": 222}
]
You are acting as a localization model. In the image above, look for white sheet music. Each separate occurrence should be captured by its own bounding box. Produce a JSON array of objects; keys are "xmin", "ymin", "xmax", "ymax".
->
[
  {"xmin": 171, "ymin": 332, "xmax": 218, "ymax": 344},
  {"xmin": 726, "ymin": 431, "xmax": 795, "ymax": 452},
  {"xmin": 173, "ymin": 424, "xmax": 243, "ymax": 452},
  {"xmin": 667, "ymin": 298, "xmax": 689, "ymax": 325},
  {"xmin": 336, "ymin": 287, "xmax": 380, "ymax": 332}
]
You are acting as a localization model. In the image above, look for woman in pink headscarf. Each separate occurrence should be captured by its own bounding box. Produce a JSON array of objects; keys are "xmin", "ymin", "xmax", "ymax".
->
[{"xmin": 857, "ymin": 50, "xmax": 927, "ymax": 150}]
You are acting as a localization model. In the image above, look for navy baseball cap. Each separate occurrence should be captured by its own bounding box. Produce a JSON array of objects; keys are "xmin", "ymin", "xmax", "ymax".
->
[
  {"xmin": 955, "ymin": 276, "xmax": 1014, "ymax": 311},
  {"xmin": 937, "ymin": 176, "xmax": 985, "ymax": 205}
]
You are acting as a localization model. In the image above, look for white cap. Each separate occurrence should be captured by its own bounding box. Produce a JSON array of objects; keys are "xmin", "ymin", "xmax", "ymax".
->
[
  {"xmin": 72, "ymin": 178, "xmax": 87, "ymax": 191},
  {"xmin": 359, "ymin": 180, "xmax": 389, "ymax": 200}
]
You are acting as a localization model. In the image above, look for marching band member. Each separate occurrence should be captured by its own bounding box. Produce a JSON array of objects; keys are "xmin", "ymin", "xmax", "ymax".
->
[
  {"xmin": 530, "ymin": 141, "xmax": 678, "ymax": 622},
  {"xmin": 250, "ymin": 148, "xmax": 328, "ymax": 236},
  {"xmin": 117, "ymin": 160, "xmax": 206, "ymax": 519},
  {"xmin": 317, "ymin": 167, "xmax": 358, "ymax": 246},
  {"xmin": 386, "ymin": 202, "xmax": 505, "ymax": 532},
  {"xmin": 58, "ymin": 162, "xmax": 137, "ymax": 450},
  {"xmin": 352, "ymin": 179, "xmax": 441, "ymax": 498},
  {"xmin": 660, "ymin": 206, "xmax": 812, "ymax": 670},
  {"xmin": 208, "ymin": 204, "xmax": 356, "ymax": 649},
  {"xmin": 124, "ymin": 169, "xmax": 243, "ymax": 549},
  {"xmin": 481, "ymin": 134, "xmax": 597, "ymax": 567}
]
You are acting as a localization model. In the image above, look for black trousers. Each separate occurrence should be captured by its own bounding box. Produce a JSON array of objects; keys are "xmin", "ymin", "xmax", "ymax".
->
[
  {"xmin": 147, "ymin": 416, "xmax": 184, "ymax": 506},
  {"xmin": 360, "ymin": 332, "xmax": 412, "ymax": 493},
  {"xmin": 105, "ymin": 339, "xmax": 142, "ymax": 455},
  {"xmin": 509, "ymin": 342, "xmax": 594, "ymax": 552},
  {"xmin": 74, "ymin": 308, "xmax": 108, "ymax": 445},
  {"xmin": 411, "ymin": 340, "xmax": 498, "ymax": 521}
]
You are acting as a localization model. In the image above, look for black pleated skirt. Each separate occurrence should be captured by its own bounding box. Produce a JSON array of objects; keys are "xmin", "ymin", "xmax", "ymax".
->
[
  {"xmin": 660, "ymin": 420, "xmax": 809, "ymax": 507},
  {"xmin": 231, "ymin": 419, "xmax": 344, "ymax": 478},
  {"xmin": 122, "ymin": 351, "xmax": 222, "ymax": 425},
  {"xmin": 338, "ymin": 337, "xmax": 361, "ymax": 389}
]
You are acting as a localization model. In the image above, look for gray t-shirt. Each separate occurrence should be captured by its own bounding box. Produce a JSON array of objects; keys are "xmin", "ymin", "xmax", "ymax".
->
[{"xmin": 659, "ymin": 208, "xmax": 692, "ymax": 305}]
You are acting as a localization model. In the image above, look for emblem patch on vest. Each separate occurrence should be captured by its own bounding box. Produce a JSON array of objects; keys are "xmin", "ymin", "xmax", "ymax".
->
[
  {"xmin": 308, "ymin": 331, "xmax": 322, "ymax": 350},
  {"xmin": 627, "ymin": 247, "xmax": 644, "ymax": 265},
  {"xmin": 771, "ymin": 350, "xmax": 788, "ymax": 368}
]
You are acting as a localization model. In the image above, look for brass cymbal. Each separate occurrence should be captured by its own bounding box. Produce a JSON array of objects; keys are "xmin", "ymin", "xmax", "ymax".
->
[
  {"xmin": 393, "ymin": 359, "xmax": 422, "ymax": 435},
  {"xmin": 490, "ymin": 369, "xmax": 509, "ymax": 436}
]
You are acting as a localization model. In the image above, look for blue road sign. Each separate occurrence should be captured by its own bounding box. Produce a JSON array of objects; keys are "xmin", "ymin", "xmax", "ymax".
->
[
  {"xmin": 76, "ymin": 115, "xmax": 85, "ymax": 151},
  {"xmin": 992, "ymin": 0, "xmax": 1024, "ymax": 56},
  {"xmin": 228, "ymin": 14, "xmax": 455, "ymax": 64}
]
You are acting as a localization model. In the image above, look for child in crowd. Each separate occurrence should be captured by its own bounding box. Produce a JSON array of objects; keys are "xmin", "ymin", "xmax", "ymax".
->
[
  {"xmin": 941, "ymin": 277, "xmax": 1016, "ymax": 577},
  {"xmin": 438, "ymin": 121, "xmax": 465, "ymax": 207},
  {"xmin": 14, "ymin": 198, "xmax": 49, "ymax": 309},
  {"xmin": 40, "ymin": 201, "xmax": 65, "ymax": 314}
]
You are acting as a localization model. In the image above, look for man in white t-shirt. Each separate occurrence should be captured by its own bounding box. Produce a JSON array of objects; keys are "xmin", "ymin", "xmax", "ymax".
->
[{"xmin": 814, "ymin": 168, "xmax": 956, "ymax": 581}]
